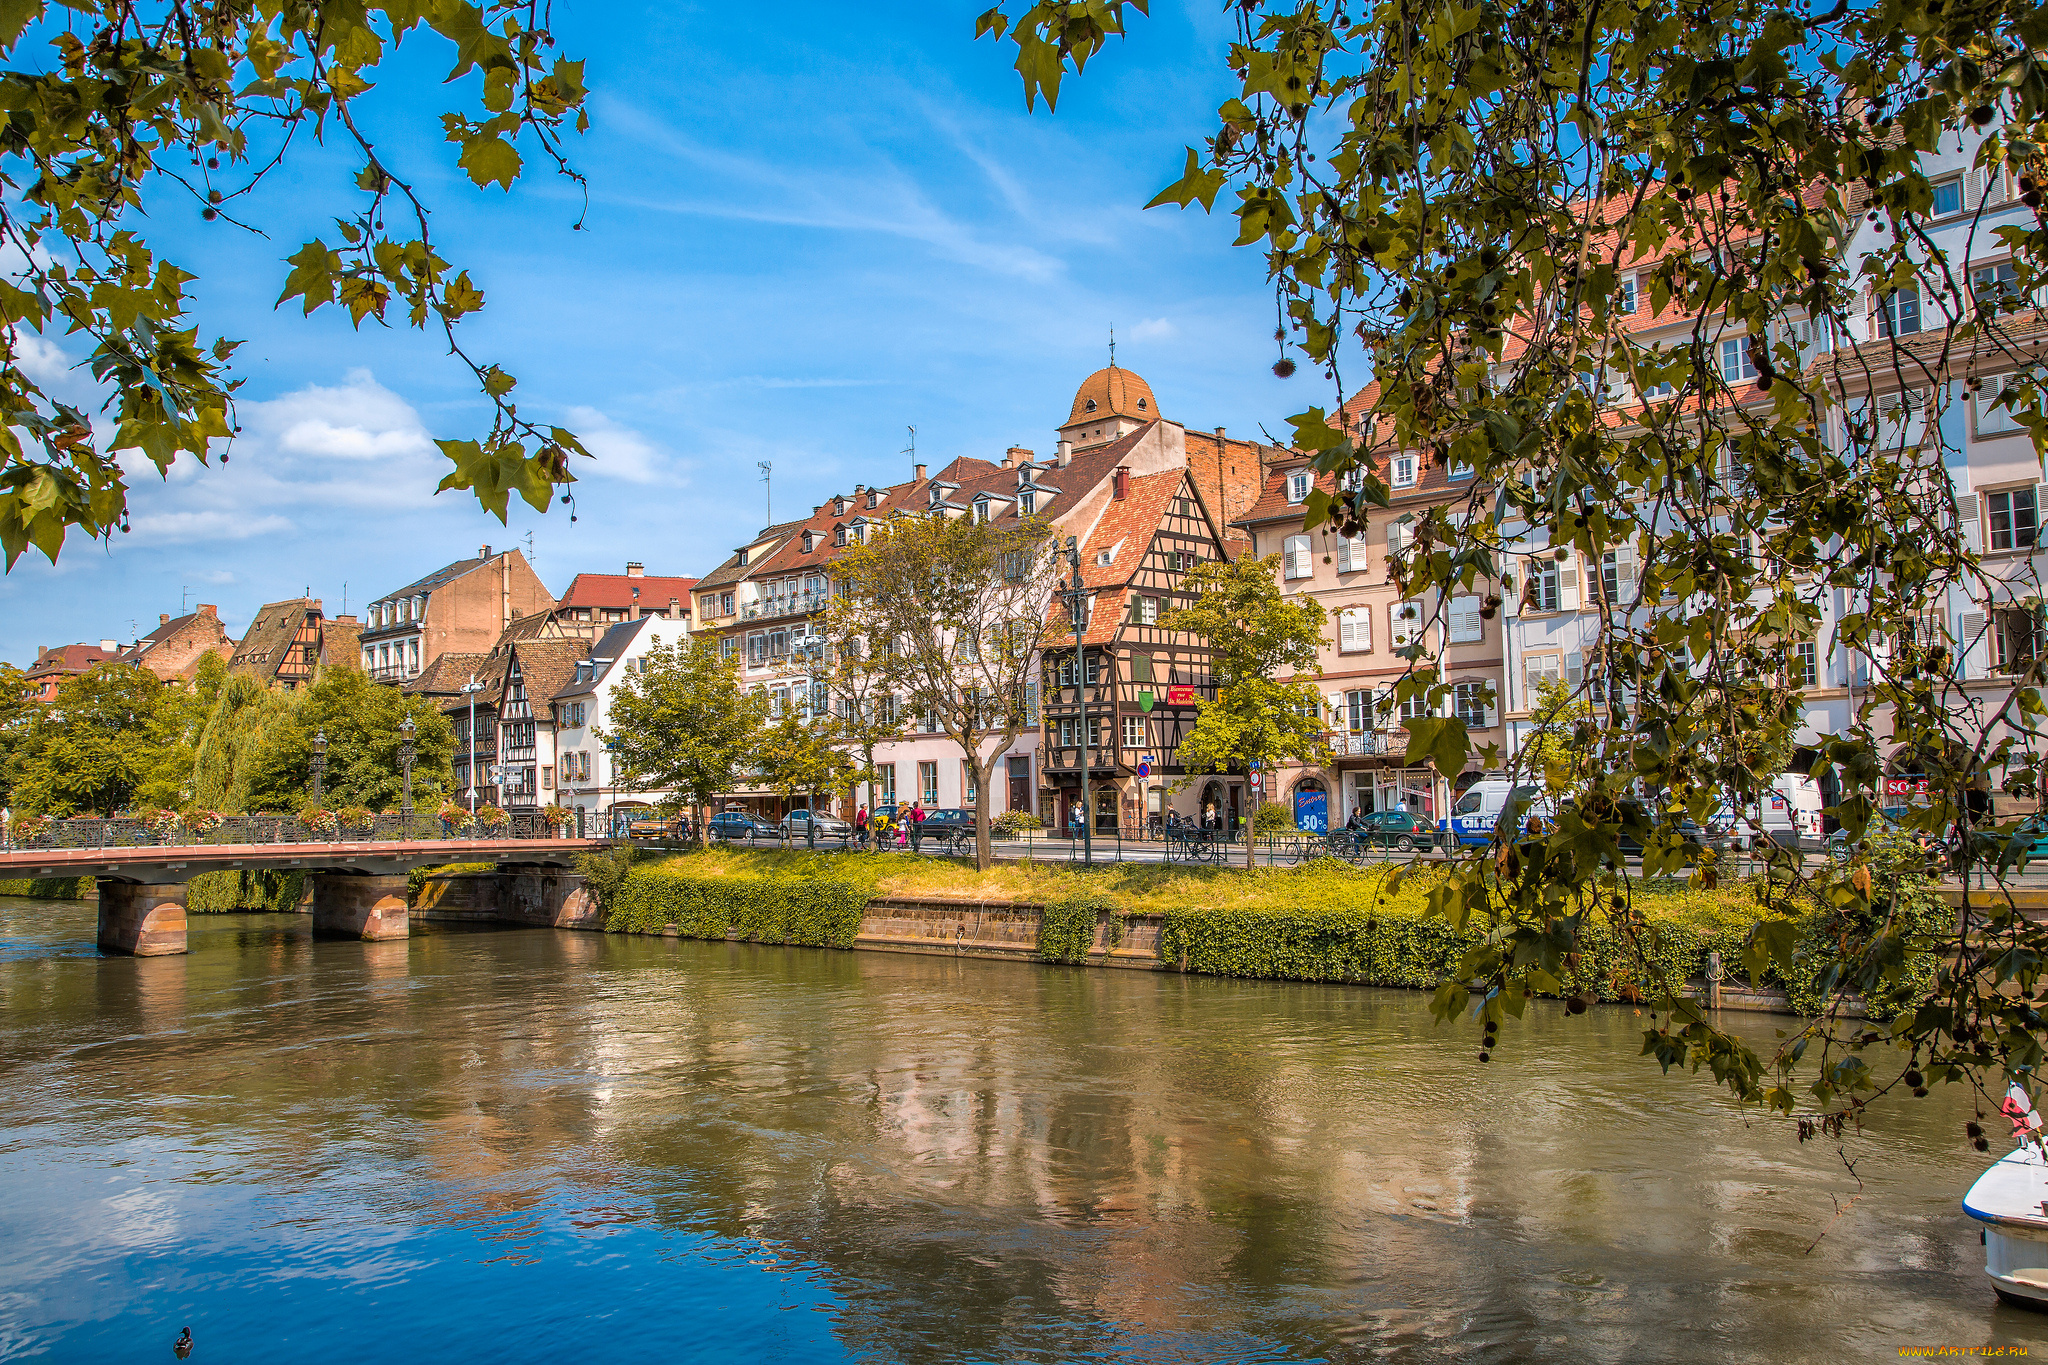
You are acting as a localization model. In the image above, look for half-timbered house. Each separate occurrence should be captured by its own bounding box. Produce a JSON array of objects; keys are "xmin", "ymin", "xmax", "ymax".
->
[{"xmin": 1038, "ymin": 467, "xmax": 1235, "ymax": 834}]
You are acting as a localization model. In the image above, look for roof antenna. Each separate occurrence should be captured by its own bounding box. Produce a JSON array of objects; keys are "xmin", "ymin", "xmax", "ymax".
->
[
  {"xmin": 181, "ymin": 584, "xmax": 191, "ymax": 614},
  {"xmin": 903, "ymin": 425, "xmax": 916, "ymax": 481},
  {"xmin": 758, "ymin": 461, "xmax": 772, "ymax": 525},
  {"xmin": 1109, "ymin": 325, "xmax": 1116, "ymax": 369},
  {"xmin": 341, "ymin": 581, "xmax": 347, "ymax": 616}
]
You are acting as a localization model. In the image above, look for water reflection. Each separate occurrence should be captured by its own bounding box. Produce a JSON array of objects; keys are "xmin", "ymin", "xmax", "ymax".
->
[{"xmin": 0, "ymin": 894, "xmax": 2042, "ymax": 1363}]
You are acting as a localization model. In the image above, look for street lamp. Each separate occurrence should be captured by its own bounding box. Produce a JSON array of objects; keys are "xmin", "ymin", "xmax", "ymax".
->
[
  {"xmin": 460, "ymin": 674, "xmax": 486, "ymax": 814},
  {"xmin": 1061, "ymin": 537, "xmax": 1092, "ymax": 866},
  {"xmin": 399, "ymin": 715, "xmax": 416, "ymax": 838},
  {"xmin": 309, "ymin": 728, "xmax": 327, "ymax": 804}
]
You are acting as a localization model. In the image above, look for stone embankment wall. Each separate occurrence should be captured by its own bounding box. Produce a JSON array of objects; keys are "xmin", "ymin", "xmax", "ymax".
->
[{"xmin": 413, "ymin": 869, "xmax": 602, "ymax": 930}]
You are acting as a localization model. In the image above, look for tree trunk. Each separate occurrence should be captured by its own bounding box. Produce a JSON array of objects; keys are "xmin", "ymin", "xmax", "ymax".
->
[{"xmin": 973, "ymin": 756, "xmax": 994, "ymax": 871}]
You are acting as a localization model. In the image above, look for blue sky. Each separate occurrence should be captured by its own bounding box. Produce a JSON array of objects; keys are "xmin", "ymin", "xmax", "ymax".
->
[{"xmin": 0, "ymin": 1, "xmax": 1318, "ymax": 664}]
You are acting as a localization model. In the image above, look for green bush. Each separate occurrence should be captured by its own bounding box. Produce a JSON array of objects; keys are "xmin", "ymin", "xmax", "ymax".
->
[
  {"xmin": 994, "ymin": 809, "xmax": 1044, "ymax": 837},
  {"xmin": 0, "ymin": 876, "xmax": 85, "ymax": 899},
  {"xmin": 1153, "ymin": 863, "xmax": 1777, "ymax": 1002},
  {"xmin": 606, "ymin": 862, "xmax": 867, "ymax": 947},
  {"xmin": 1252, "ymin": 803, "xmax": 1294, "ymax": 835},
  {"xmin": 574, "ymin": 844, "xmax": 640, "ymax": 918},
  {"xmin": 187, "ymin": 869, "xmax": 306, "ymax": 912},
  {"xmin": 1038, "ymin": 889, "xmax": 1117, "ymax": 963}
]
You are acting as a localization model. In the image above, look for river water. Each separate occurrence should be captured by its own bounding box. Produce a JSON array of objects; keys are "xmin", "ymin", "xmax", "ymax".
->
[{"xmin": 0, "ymin": 895, "xmax": 2042, "ymax": 1363}]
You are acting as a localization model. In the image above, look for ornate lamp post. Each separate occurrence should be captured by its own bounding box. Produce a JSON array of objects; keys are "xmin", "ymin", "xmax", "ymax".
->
[
  {"xmin": 399, "ymin": 715, "xmax": 416, "ymax": 839},
  {"xmin": 309, "ymin": 729, "xmax": 327, "ymax": 804},
  {"xmin": 1061, "ymin": 537, "xmax": 1092, "ymax": 866}
]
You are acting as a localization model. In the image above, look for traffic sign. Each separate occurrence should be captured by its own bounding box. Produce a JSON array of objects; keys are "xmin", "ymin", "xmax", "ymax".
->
[{"xmin": 1137, "ymin": 759, "xmax": 1152, "ymax": 779}]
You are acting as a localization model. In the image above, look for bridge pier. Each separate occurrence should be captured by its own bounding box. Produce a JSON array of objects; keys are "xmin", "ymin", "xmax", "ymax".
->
[
  {"xmin": 310, "ymin": 874, "xmax": 410, "ymax": 941},
  {"xmin": 97, "ymin": 881, "xmax": 188, "ymax": 956}
]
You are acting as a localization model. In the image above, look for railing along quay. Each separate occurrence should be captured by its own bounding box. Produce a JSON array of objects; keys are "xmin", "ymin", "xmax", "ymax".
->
[{"xmin": 3, "ymin": 812, "xmax": 573, "ymax": 853}]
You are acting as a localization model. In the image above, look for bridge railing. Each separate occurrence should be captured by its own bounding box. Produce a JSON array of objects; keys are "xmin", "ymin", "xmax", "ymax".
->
[{"xmin": 1, "ymin": 811, "xmax": 576, "ymax": 852}]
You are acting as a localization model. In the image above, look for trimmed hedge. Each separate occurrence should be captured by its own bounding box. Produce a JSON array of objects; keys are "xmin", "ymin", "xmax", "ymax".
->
[
  {"xmin": 1038, "ymin": 890, "xmax": 1117, "ymax": 963},
  {"xmin": 606, "ymin": 862, "xmax": 867, "ymax": 947},
  {"xmin": 187, "ymin": 869, "xmax": 306, "ymax": 913},
  {"xmin": 0, "ymin": 876, "xmax": 85, "ymax": 899}
]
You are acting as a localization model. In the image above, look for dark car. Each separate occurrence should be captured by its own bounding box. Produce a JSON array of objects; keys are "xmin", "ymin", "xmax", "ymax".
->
[
  {"xmin": 1348, "ymin": 810, "xmax": 1438, "ymax": 852},
  {"xmin": 778, "ymin": 811, "xmax": 853, "ymax": 842},
  {"xmin": 708, "ymin": 811, "xmax": 775, "ymax": 841}
]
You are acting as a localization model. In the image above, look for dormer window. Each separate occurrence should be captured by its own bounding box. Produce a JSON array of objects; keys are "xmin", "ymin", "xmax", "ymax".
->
[
  {"xmin": 802, "ymin": 531, "xmax": 815, "ymax": 553},
  {"xmin": 1085, "ymin": 398, "xmax": 1098, "ymax": 412},
  {"xmin": 1286, "ymin": 471, "xmax": 1312, "ymax": 504},
  {"xmin": 833, "ymin": 497, "xmax": 845, "ymax": 516},
  {"xmin": 1019, "ymin": 491, "xmax": 1036, "ymax": 516},
  {"xmin": 737, "ymin": 548, "xmax": 749, "ymax": 566},
  {"xmin": 1137, "ymin": 398, "xmax": 1147, "ymax": 410},
  {"xmin": 834, "ymin": 523, "xmax": 847, "ymax": 546},
  {"xmin": 973, "ymin": 495, "xmax": 991, "ymax": 524},
  {"xmin": 929, "ymin": 485, "xmax": 942, "ymax": 509},
  {"xmin": 866, "ymin": 490, "xmax": 879, "ymax": 509}
]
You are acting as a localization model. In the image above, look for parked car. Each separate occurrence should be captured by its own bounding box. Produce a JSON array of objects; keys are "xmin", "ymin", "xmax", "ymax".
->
[
  {"xmin": 708, "ymin": 811, "xmax": 775, "ymax": 841},
  {"xmin": 916, "ymin": 808, "xmax": 977, "ymax": 841},
  {"xmin": 1349, "ymin": 810, "xmax": 1439, "ymax": 852},
  {"xmin": 627, "ymin": 814, "xmax": 684, "ymax": 839},
  {"xmin": 778, "ymin": 811, "xmax": 853, "ymax": 841}
]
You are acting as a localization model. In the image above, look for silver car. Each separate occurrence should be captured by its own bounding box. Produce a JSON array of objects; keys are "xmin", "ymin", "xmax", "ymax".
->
[{"xmin": 777, "ymin": 811, "xmax": 852, "ymax": 840}]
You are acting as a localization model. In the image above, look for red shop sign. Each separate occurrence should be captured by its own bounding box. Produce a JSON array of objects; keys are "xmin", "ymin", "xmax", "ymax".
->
[
  {"xmin": 1166, "ymin": 685, "xmax": 1195, "ymax": 706},
  {"xmin": 1883, "ymin": 776, "xmax": 1930, "ymax": 797}
]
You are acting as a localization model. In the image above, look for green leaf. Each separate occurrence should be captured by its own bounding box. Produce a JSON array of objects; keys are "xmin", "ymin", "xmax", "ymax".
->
[
  {"xmin": 1145, "ymin": 147, "xmax": 1227, "ymax": 212},
  {"xmin": 458, "ymin": 133, "xmax": 522, "ymax": 190}
]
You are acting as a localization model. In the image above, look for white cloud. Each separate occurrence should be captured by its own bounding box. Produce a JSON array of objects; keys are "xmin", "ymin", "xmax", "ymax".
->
[
  {"xmin": 7, "ymin": 328, "xmax": 72, "ymax": 385},
  {"xmin": 1129, "ymin": 317, "xmax": 1176, "ymax": 342},
  {"xmin": 124, "ymin": 510, "xmax": 295, "ymax": 545},
  {"xmin": 562, "ymin": 405, "xmax": 676, "ymax": 485}
]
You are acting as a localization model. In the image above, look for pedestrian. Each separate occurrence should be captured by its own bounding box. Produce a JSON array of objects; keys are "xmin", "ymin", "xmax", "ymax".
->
[
  {"xmin": 854, "ymin": 805, "xmax": 869, "ymax": 850},
  {"xmin": 909, "ymin": 800, "xmax": 926, "ymax": 852},
  {"xmin": 1068, "ymin": 804, "xmax": 1085, "ymax": 839}
]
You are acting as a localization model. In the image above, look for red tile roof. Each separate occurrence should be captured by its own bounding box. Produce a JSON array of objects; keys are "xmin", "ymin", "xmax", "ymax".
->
[{"xmin": 558, "ymin": 572, "xmax": 698, "ymax": 612}]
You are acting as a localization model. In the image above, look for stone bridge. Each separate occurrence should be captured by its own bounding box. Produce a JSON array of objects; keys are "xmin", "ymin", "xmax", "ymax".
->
[{"xmin": 0, "ymin": 838, "xmax": 607, "ymax": 955}]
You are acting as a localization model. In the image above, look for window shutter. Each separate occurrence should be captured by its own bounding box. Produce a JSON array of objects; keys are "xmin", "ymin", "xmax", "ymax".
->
[
  {"xmin": 1611, "ymin": 541, "xmax": 1639, "ymax": 603},
  {"xmin": 1390, "ymin": 600, "xmax": 1423, "ymax": 649},
  {"xmin": 2035, "ymin": 484, "xmax": 2048, "ymax": 533},
  {"xmin": 1387, "ymin": 521, "xmax": 1410, "ymax": 555},
  {"xmin": 1559, "ymin": 554, "xmax": 1581, "ymax": 610},
  {"xmin": 1340, "ymin": 607, "xmax": 1371, "ymax": 652},
  {"xmin": 1958, "ymin": 494, "xmax": 1984, "ymax": 553},
  {"xmin": 1285, "ymin": 535, "xmax": 1311, "ymax": 579},
  {"xmin": 1958, "ymin": 611, "xmax": 1989, "ymax": 678},
  {"xmin": 1449, "ymin": 595, "xmax": 1483, "ymax": 643},
  {"xmin": 1336, "ymin": 537, "xmax": 1352, "ymax": 573}
]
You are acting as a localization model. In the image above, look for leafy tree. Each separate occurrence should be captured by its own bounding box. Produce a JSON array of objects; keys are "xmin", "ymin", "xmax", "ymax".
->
[
  {"xmin": 828, "ymin": 511, "xmax": 1063, "ymax": 870},
  {"xmin": 978, "ymin": 0, "xmax": 2048, "ymax": 1128},
  {"xmin": 0, "ymin": 2, "xmax": 593, "ymax": 569},
  {"xmin": 7, "ymin": 664, "xmax": 196, "ymax": 814},
  {"xmin": 190, "ymin": 667, "xmax": 300, "ymax": 811},
  {"xmin": 600, "ymin": 637, "xmax": 768, "ymax": 847},
  {"xmin": 0, "ymin": 662, "xmax": 32, "ymax": 808},
  {"xmin": 824, "ymin": 636, "xmax": 906, "ymax": 814},
  {"xmin": 757, "ymin": 713, "xmax": 854, "ymax": 842},
  {"xmin": 1521, "ymin": 679, "xmax": 1596, "ymax": 792},
  {"xmin": 1162, "ymin": 554, "xmax": 1328, "ymax": 846},
  {"xmin": 241, "ymin": 668, "xmax": 453, "ymax": 811}
]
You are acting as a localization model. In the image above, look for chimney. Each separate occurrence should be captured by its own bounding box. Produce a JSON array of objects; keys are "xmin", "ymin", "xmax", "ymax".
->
[
  {"xmin": 480, "ymin": 544, "xmax": 492, "ymax": 559},
  {"xmin": 1004, "ymin": 445, "xmax": 1034, "ymax": 469},
  {"xmin": 1113, "ymin": 467, "xmax": 1130, "ymax": 501},
  {"xmin": 914, "ymin": 463, "xmax": 927, "ymax": 482},
  {"xmin": 199, "ymin": 604, "xmax": 217, "ymax": 617},
  {"xmin": 668, "ymin": 597, "xmax": 681, "ymax": 618},
  {"xmin": 1057, "ymin": 438, "xmax": 1073, "ymax": 467},
  {"xmin": 626, "ymin": 561, "xmax": 644, "ymax": 577},
  {"xmin": 1215, "ymin": 426, "xmax": 1226, "ymax": 444},
  {"xmin": 159, "ymin": 613, "xmax": 171, "ymax": 626},
  {"xmin": 100, "ymin": 639, "xmax": 117, "ymax": 652}
]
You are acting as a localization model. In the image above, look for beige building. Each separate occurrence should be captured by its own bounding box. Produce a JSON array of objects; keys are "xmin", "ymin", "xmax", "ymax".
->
[
  {"xmin": 119, "ymin": 604, "xmax": 235, "ymax": 683},
  {"xmin": 360, "ymin": 545, "xmax": 553, "ymax": 684}
]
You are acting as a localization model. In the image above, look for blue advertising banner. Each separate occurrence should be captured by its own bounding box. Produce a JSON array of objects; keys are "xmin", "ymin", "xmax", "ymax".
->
[{"xmin": 1294, "ymin": 789, "xmax": 1328, "ymax": 833}]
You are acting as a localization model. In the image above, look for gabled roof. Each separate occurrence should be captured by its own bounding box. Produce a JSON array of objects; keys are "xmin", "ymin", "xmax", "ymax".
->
[
  {"xmin": 25, "ymin": 642, "xmax": 121, "ymax": 678},
  {"xmin": 552, "ymin": 617, "xmax": 652, "ymax": 700},
  {"xmin": 228, "ymin": 599, "xmax": 320, "ymax": 680},
  {"xmin": 505, "ymin": 638, "xmax": 589, "ymax": 709},
  {"xmin": 1052, "ymin": 468, "xmax": 1222, "ymax": 646},
  {"xmin": 402, "ymin": 651, "xmax": 490, "ymax": 697},
  {"xmin": 377, "ymin": 555, "xmax": 491, "ymax": 602}
]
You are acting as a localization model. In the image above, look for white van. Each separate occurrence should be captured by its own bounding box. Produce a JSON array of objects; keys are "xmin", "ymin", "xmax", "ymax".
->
[
  {"xmin": 1444, "ymin": 779, "xmax": 1545, "ymax": 847},
  {"xmin": 1713, "ymin": 774, "xmax": 1825, "ymax": 850}
]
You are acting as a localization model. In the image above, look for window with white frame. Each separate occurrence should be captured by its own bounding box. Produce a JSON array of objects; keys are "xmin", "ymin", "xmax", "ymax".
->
[
  {"xmin": 1338, "ymin": 607, "xmax": 1372, "ymax": 653},
  {"xmin": 1133, "ymin": 595, "xmax": 1159, "ymax": 625},
  {"xmin": 1718, "ymin": 335, "xmax": 1757, "ymax": 382},
  {"xmin": 1286, "ymin": 470, "xmax": 1312, "ymax": 504},
  {"xmin": 1877, "ymin": 286, "xmax": 1922, "ymax": 337},
  {"xmin": 1453, "ymin": 681, "xmax": 1492, "ymax": 726},
  {"xmin": 1122, "ymin": 715, "xmax": 1144, "ymax": 748},
  {"xmin": 1988, "ymin": 487, "xmax": 2039, "ymax": 551},
  {"xmin": 878, "ymin": 764, "xmax": 896, "ymax": 801},
  {"xmin": 1400, "ymin": 687, "xmax": 1432, "ymax": 720},
  {"xmin": 1335, "ymin": 534, "xmax": 1369, "ymax": 572},
  {"xmin": 1933, "ymin": 175, "xmax": 1964, "ymax": 217},
  {"xmin": 1391, "ymin": 454, "xmax": 1417, "ymax": 487},
  {"xmin": 919, "ymin": 762, "xmax": 938, "ymax": 803},
  {"xmin": 1524, "ymin": 652, "xmax": 1561, "ymax": 703},
  {"xmin": 1284, "ymin": 535, "xmax": 1313, "ymax": 579},
  {"xmin": 1526, "ymin": 559, "xmax": 1561, "ymax": 612},
  {"xmin": 1792, "ymin": 640, "xmax": 1819, "ymax": 688},
  {"xmin": 1344, "ymin": 688, "xmax": 1374, "ymax": 732},
  {"xmin": 1615, "ymin": 275, "xmax": 1638, "ymax": 315},
  {"xmin": 962, "ymin": 762, "xmax": 977, "ymax": 804},
  {"xmin": 1974, "ymin": 260, "xmax": 2022, "ymax": 309},
  {"xmin": 1057, "ymin": 716, "xmax": 1082, "ymax": 747}
]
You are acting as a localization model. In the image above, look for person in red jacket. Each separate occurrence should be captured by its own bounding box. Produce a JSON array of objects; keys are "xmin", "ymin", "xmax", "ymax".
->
[{"xmin": 908, "ymin": 801, "xmax": 926, "ymax": 852}]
